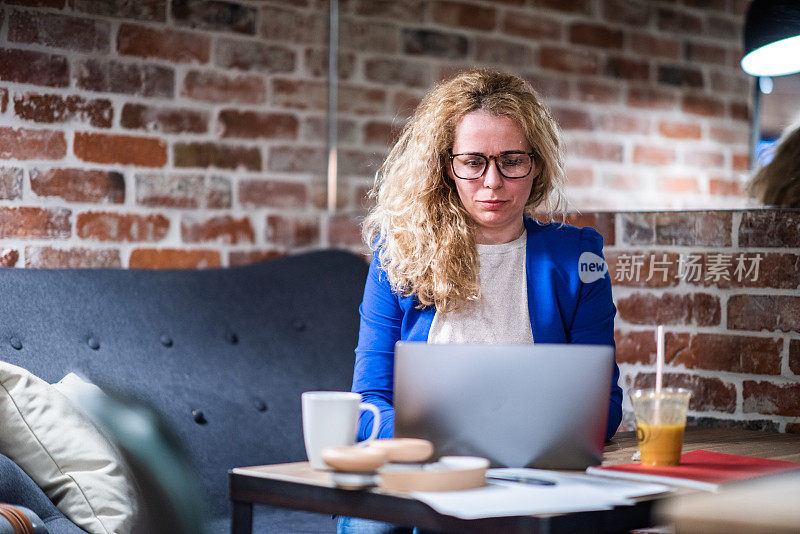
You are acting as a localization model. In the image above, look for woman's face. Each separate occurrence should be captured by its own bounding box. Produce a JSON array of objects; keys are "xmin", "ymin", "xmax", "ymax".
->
[{"xmin": 448, "ymin": 110, "xmax": 537, "ymax": 245}]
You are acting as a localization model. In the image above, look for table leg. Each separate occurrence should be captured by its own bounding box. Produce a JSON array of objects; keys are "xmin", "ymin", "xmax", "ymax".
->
[{"xmin": 231, "ymin": 501, "xmax": 253, "ymax": 534}]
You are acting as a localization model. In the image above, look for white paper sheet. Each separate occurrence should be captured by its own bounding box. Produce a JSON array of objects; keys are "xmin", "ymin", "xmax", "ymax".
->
[{"xmin": 412, "ymin": 468, "xmax": 671, "ymax": 520}]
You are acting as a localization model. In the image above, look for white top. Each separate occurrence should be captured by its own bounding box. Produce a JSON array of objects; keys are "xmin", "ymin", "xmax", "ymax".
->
[{"xmin": 428, "ymin": 230, "xmax": 533, "ymax": 344}]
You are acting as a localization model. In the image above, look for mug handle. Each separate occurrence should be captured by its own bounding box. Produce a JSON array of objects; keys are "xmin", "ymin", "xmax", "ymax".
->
[{"xmin": 359, "ymin": 402, "xmax": 381, "ymax": 443}]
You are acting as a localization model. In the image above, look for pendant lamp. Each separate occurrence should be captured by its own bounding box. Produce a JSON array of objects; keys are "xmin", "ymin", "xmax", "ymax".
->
[{"xmin": 741, "ymin": 0, "xmax": 800, "ymax": 76}]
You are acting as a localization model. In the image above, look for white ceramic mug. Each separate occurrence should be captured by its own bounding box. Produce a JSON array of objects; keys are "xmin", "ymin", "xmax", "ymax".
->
[{"xmin": 301, "ymin": 391, "xmax": 381, "ymax": 470}]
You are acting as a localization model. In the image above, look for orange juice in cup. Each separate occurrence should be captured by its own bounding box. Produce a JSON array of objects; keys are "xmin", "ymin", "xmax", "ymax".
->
[{"xmin": 630, "ymin": 388, "xmax": 692, "ymax": 466}]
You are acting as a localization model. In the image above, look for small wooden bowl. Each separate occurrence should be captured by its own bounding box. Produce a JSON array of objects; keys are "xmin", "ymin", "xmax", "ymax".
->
[{"xmin": 366, "ymin": 438, "xmax": 434, "ymax": 463}]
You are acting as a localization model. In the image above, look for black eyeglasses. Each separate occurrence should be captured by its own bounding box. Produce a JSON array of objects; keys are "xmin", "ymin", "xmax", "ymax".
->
[{"xmin": 448, "ymin": 151, "xmax": 535, "ymax": 180}]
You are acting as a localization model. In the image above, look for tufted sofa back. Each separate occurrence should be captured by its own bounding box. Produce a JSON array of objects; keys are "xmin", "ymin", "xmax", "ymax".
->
[{"xmin": 0, "ymin": 249, "xmax": 368, "ymax": 519}]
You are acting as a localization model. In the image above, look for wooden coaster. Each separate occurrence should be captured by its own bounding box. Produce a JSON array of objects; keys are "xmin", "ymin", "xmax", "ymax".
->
[{"xmin": 378, "ymin": 456, "xmax": 489, "ymax": 492}]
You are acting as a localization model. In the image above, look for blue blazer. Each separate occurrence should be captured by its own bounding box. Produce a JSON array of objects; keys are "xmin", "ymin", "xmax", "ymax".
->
[{"xmin": 352, "ymin": 217, "xmax": 622, "ymax": 442}]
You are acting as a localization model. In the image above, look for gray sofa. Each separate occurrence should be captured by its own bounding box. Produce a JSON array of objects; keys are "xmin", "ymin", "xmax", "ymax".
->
[{"xmin": 0, "ymin": 249, "xmax": 369, "ymax": 533}]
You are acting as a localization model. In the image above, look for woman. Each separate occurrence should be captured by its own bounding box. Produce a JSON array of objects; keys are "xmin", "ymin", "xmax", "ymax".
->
[
  {"xmin": 748, "ymin": 122, "xmax": 800, "ymax": 208},
  {"xmin": 352, "ymin": 68, "xmax": 621, "ymax": 449}
]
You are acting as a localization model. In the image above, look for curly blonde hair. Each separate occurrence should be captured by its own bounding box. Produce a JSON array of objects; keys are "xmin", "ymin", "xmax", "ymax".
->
[
  {"xmin": 747, "ymin": 123, "xmax": 800, "ymax": 208},
  {"xmin": 362, "ymin": 69, "xmax": 566, "ymax": 312}
]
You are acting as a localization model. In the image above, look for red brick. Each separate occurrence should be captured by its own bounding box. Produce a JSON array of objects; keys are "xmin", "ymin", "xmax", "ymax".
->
[
  {"xmin": 540, "ymin": 47, "xmax": 599, "ymax": 75},
  {"xmin": 706, "ymin": 15, "xmax": 738, "ymax": 39},
  {"xmin": 31, "ymin": 168, "xmax": 124, "ymax": 203},
  {"xmin": 709, "ymin": 126, "xmax": 748, "ymax": 145},
  {"xmin": 743, "ymin": 381, "xmax": 800, "ymax": 417},
  {"xmin": 0, "ymin": 249, "xmax": 19, "ymax": 267},
  {"xmin": 522, "ymin": 73, "xmax": 571, "ymax": 100},
  {"xmin": 364, "ymin": 58, "xmax": 430, "ymax": 88},
  {"xmin": 565, "ymin": 167, "xmax": 594, "ymax": 187},
  {"xmin": 661, "ymin": 176, "xmax": 699, "ymax": 193},
  {"xmin": 787, "ymin": 423, "xmax": 800, "ymax": 434},
  {"xmin": 684, "ymin": 41, "xmax": 729, "ymax": 65},
  {"xmin": 6, "ymin": 0, "xmax": 65, "ymax": 7},
  {"xmin": 340, "ymin": 149, "xmax": 387, "ymax": 178},
  {"xmin": 181, "ymin": 215, "xmax": 254, "ymax": 245},
  {"xmin": 173, "ymin": 0, "xmax": 255, "ymax": 35},
  {"xmin": 218, "ymin": 110, "xmax": 297, "ymax": 140},
  {"xmin": 683, "ymin": 94, "xmax": 726, "ymax": 118},
  {"xmin": 657, "ymin": 7, "xmax": 702, "ymax": 34},
  {"xmin": 14, "ymin": 93, "xmax": 112, "ymax": 128},
  {"xmin": 129, "ymin": 248, "xmax": 220, "ymax": 269},
  {"xmin": 0, "ymin": 89, "xmax": 7, "ymax": 113},
  {"xmin": 732, "ymin": 153, "xmax": 749, "ymax": 171},
  {"xmin": 432, "ymin": 1, "xmax": 496, "ymax": 31},
  {"xmin": 728, "ymin": 295, "xmax": 800, "ymax": 333},
  {"xmin": 364, "ymin": 121, "xmax": 402, "ymax": 147},
  {"xmin": 239, "ymin": 179, "xmax": 307, "ymax": 209},
  {"xmin": 0, "ymin": 127, "xmax": 66, "ymax": 160},
  {"xmin": 344, "ymin": 18, "xmax": 400, "ymax": 54},
  {"xmin": 790, "ymin": 339, "xmax": 800, "ymax": 375},
  {"xmin": 601, "ymin": 173, "xmax": 639, "ymax": 190},
  {"xmin": 606, "ymin": 250, "xmax": 680, "ymax": 288},
  {"xmin": 602, "ymin": 0, "xmax": 650, "ymax": 25},
  {"xmin": 266, "ymin": 214, "xmax": 320, "ymax": 247},
  {"xmin": 577, "ymin": 80, "xmax": 621, "ymax": 104},
  {"xmin": 71, "ymin": 0, "xmax": 166, "ymax": 21},
  {"xmin": 0, "ymin": 207, "xmax": 70, "ymax": 239},
  {"xmin": 628, "ymin": 33, "xmax": 680, "ymax": 60},
  {"xmin": 739, "ymin": 210, "xmax": 800, "ymax": 247},
  {"xmin": 616, "ymin": 293, "xmax": 720, "ymax": 326},
  {"xmin": 214, "ymin": 37, "xmax": 296, "ymax": 72},
  {"xmin": 339, "ymin": 85, "xmax": 389, "ymax": 115},
  {"xmin": 173, "ymin": 142, "xmax": 260, "ymax": 171},
  {"xmin": 25, "ymin": 246, "xmax": 121, "ymax": 268},
  {"xmin": 658, "ymin": 65, "xmax": 704, "ymax": 88},
  {"xmin": 553, "ymin": 107, "xmax": 593, "ymax": 131},
  {"xmin": 118, "ymin": 23, "xmax": 209, "ymax": 63},
  {"xmin": 598, "ymin": 113, "xmax": 650, "ymax": 134},
  {"xmin": 74, "ymin": 132, "xmax": 166, "ymax": 167},
  {"xmin": 659, "ymin": 121, "xmax": 701, "ymax": 139},
  {"xmin": 259, "ymin": 4, "xmax": 324, "ymax": 44},
  {"xmin": 635, "ymin": 372, "xmax": 736, "ymax": 413},
  {"xmin": 77, "ymin": 212, "xmax": 169, "ymax": 242},
  {"xmin": 570, "ymin": 23, "xmax": 623, "ymax": 49},
  {"xmin": 135, "ymin": 173, "xmax": 231, "ymax": 209},
  {"xmin": 729, "ymin": 102, "xmax": 749, "ymax": 121},
  {"xmin": 479, "ymin": 39, "xmax": 538, "ymax": 70},
  {"xmin": 634, "ymin": 145, "xmax": 675, "ymax": 165},
  {"xmin": 402, "ymin": 28, "xmax": 468, "ymax": 59},
  {"xmin": 270, "ymin": 78, "xmax": 326, "ymax": 111},
  {"xmin": 228, "ymin": 250, "xmax": 285, "ymax": 267},
  {"xmin": 392, "ymin": 92, "xmax": 422, "ymax": 118},
  {"xmin": 655, "ymin": 211, "xmax": 732, "ymax": 246},
  {"xmin": 352, "ymin": 0, "xmax": 428, "ymax": 21},
  {"xmin": 671, "ymin": 334, "xmax": 782, "ymax": 375},
  {"xmin": 182, "ymin": 70, "xmax": 265, "ymax": 104},
  {"xmin": 267, "ymin": 146, "xmax": 326, "ymax": 174},
  {"xmin": 564, "ymin": 211, "xmax": 615, "ymax": 245},
  {"xmin": 684, "ymin": 150, "xmax": 724, "ymax": 168},
  {"xmin": 302, "ymin": 116, "xmax": 358, "ymax": 144},
  {"xmin": 709, "ymin": 179, "xmax": 741, "ymax": 196},
  {"xmin": 571, "ymin": 140, "xmax": 623, "ymax": 162},
  {"xmin": 615, "ymin": 330, "xmax": 691, "ymax": 365},
  {"xmin": 628, "ymin": 87, "xmax": 677, "ymax": 110},
  {"xmin": 303, "ymin": 48, "xmax": 356, "ymax": 79},
  {"xmin": 0, "ymin": 48, "xmax": 68, "ymax": 87},
  {"xmin": 683, "ymin": 252, "xmax": 800, "ymax": 290},
  {"xmin": 9, "ymin": 10, "xmax": 110, "ymax": 52},
  {"xmin": 0, "ymin": 167, "xmax": 23, "ymax": 200},
  {"xmin": 536, "ymin": 0, "xmax": 592, "ymax": 14},
  {"xmin": 76, "ymin": 59, "xmax": 173, "ymax": 98},
  {"xmin": 121, "ymin": 103, "xmax": 207, "ymax": 134},
  {"xmin": 329, "ymin": 214, "xmax": 363, "ymax": 247},
  {"xmin": 501, "ymin": 11, "xmax": 561, "ymax": 40}
]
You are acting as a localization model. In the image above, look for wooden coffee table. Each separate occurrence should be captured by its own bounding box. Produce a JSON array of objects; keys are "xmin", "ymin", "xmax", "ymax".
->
[{"xmin": 229, "ymin": 428, "xmax": 800, "ymax": 534}]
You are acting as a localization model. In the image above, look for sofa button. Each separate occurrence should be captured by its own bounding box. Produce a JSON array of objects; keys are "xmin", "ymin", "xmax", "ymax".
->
[
  {"xmin": 192, "ymin": 410, "xmax": 207, "ymax": 425},
  {"xmin": 292, "ymin": 319, "xmax": 306, "ymax": 332},
  {"xmin": 160, "ymin": 335, "xmax": 173, "ymax": 347},
  {"xmin": 254, "ymin": 399, "xmax": 268, "ymax": 412},
  {"xmin": 88, "ymin": 337, "xmax": 100, "ymax": 350},
  {"xmin": 9, "ymin": 337, "xmax": 22, "ymax": 350},
  {"xmin": 226, "ymin": 332, "xmax": 238, "ymax": 345}
]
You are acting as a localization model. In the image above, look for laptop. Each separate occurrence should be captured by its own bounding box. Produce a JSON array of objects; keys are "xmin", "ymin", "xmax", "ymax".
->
[{"xmin": 393, "ymin": 342, "xmax": 614, "ymax": 469}]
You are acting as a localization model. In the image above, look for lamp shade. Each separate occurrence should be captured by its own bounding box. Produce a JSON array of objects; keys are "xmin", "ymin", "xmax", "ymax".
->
[{"xmin": 742, "ymin": 0, "xmax": 800, "ymax": 76}]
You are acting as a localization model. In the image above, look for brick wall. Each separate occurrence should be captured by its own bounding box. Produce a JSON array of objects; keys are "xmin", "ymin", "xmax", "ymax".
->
[
  {"xmin": 568, "ymin": 209, "xmax": 800, "ymax": 434},
  {"xmin": 0, "ymin": 1, "xmax": 753, "ymax": 267}
]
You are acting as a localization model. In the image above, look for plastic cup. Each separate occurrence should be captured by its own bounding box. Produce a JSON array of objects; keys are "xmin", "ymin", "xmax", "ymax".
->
[{"xmin": 629, "ymin": 388, "xmax": 692, "ymax": 466}]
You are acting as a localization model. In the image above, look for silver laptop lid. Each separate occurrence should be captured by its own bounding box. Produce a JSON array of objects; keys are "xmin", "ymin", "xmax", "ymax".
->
[{"xmin": 393, "ymin": 342, "xmax": 614, "ymax": 469}]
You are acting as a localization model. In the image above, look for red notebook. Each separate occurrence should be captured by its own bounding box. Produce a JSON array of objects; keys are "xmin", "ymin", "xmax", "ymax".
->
[{"xmin": 586, "ymin": 450, "xmax": 800, "ymax": 492}]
